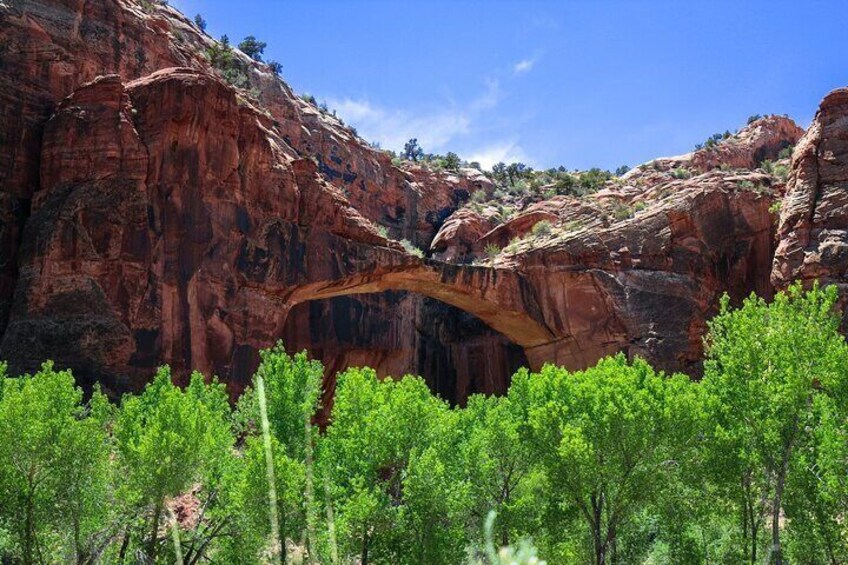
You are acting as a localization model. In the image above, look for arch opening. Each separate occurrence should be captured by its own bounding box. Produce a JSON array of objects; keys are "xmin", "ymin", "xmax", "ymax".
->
[{"xmin": 281, "ymin": 290, "xmax": 530, "ymax": 406}]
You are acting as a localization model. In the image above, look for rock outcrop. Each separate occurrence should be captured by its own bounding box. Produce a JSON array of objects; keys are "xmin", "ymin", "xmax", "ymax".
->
[
  {"xmin": 0, "ymin": 0, "xmax": 818, "ymax": 403},
  {"xmin": 772, "ymin": 88, "xmax": 848, "ymax": 310}
]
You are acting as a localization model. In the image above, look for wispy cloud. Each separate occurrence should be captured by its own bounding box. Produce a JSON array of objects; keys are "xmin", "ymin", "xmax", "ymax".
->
[
  {"xmin": 466, "ymin": 141, "xmax": 532, "ymax": 170},
  {"xmin": 513, "ymin": 58, "xmax": 536, "ymax": 75},
  {"xmin": 329, "ymin": 78, "xmax": 502, "ymax": 154},
  {"xmin": 329, "ymin": 65, "xmax": 539, "ymax": 170},
  {"xmin": 329, "ymin": 98, "xmax": 471, "ymax": 151}
]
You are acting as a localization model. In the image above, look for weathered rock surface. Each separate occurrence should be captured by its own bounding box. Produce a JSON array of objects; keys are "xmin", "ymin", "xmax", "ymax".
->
[
  {"xmin": 772, "ymin": 88, "xmax": 848, "ymax": 308},
  {"xmin": 0, "ymin": 0, "xmax": 822, "ymax": 403}
]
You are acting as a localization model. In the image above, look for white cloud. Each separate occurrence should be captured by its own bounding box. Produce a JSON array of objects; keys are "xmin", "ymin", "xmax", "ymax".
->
[
  {"xmin": 329, "ymin": 98, "xmax": 471, "ymax": 152},
  {"xmin": 328, "ymin": 78, "xmax": 503, "ymax": 154},
  {"xmin": 513, "ymin": 58, "xmax": 536, "ymax": 75},
  {"xmin": 465, "ymin": 141, "xmax": 532, "ymax": 170}
]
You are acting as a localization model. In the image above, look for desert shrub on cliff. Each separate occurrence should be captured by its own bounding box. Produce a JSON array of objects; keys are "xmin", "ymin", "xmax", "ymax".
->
[
  {"xmin": 778, "ymin": 145, "xmax": 795, "ymax": 160},
  {"xmin": 402, "ymin": 138, "xmax": 425, "ymax": 162},
  {"xmin": 671, "ymin": 166, "xmax": 691, "ymax": 179},
  {"xmin": 484, "ymin": 243, "xmax": 501, "ymax": 259},
  {"xmin": 401, "ymin": 238, "xmax": 425, "ymax": 258},
  {"xmin": 238, "ymin": 36, "xmax": 267, "ymax": 61},
  {"xmin": 206, "ymin": 35, "xmax": 251, "ymax": 89},
  {"xmin": 531, "ymin": 220, "xmax": 552, "ymax": 237}
]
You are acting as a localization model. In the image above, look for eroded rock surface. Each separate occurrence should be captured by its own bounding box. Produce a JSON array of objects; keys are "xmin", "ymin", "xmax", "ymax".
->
[
  {"xmin": 0, "ymin": 0, "xmax": 821, "ymax": 402},
  {"xmin": 772, "ymin": 88, "xmax": 848, "ymax": 312}
]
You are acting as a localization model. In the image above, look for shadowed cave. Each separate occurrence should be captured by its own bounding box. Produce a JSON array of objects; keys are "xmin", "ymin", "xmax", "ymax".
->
[{"xmin": 280, "ymin": 290, "xmax": 529, "ymax": 406}]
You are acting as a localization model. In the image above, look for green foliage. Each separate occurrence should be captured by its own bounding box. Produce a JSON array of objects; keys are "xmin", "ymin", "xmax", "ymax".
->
[
  {"xmin": 193, "ymin": 13, "xmax": 206, "ymax": 31},
  {"xmin": 238, "ymin": 343, "xmax": 323, "ymax": 460},
  {"xmin": 671, "ymin": 166, "xmax": 691, "ymax": 179},
  {"xmin": 778, "ymin": 145, "xmax": 794, "ymax": 160},
  {"xmin": 578, "ymin": 167, "xmax": 612, "ymax": 192},
  {"xmin": 445, "ymin": 152, "xmax": 461, "ymax": 172},
  {"xmin": 521, "ymin": 355, "xmax": 701, "ymax": 564},
  {"xmin": 319, "ymin": 368, "xmax": 463, "ymax": 564},
  {"xmin": 611, "ymin": 202, "xmax": 634, "ymax": 220},
  {"xmin": 531, "ymin": 220, "xmax": 552, "ymax": 237},
  {"xmin": 266, "ymin": 60, "xmax": 283, "ymax": 76},
  {"xmin": 401, "ymin": 239, "xmax": 425, "ymax": 258},
  {"xmin": 747, "ymin": 114, "xmax": 763, "ymax": 124},
  {"xmin": 484, "ymin": 243, "xmax": 501, "ymax": 259},
  {"xmin": 114, "ymin": 367, "xmax": 233, "ymax": 562},
  {"xmin": 206, "ymin": 36, "xmax": 250, "ymax": 88},
  {"xmin": 471, "ymin": 190, "xmax": 488, "ymax": 204},
  {"xmin": 222, "ymin": 435, "xmax": 307, "ymax": 561},
  {"xmin": 702, "ymin": 283, "xmax": 848, "ymax": 563},
  {"xmin": 1, "ymin": 284, "xmax": 847, "ymax": 564},
  {"xmin": 760, "ymin": 159, "xmax": 775, "ymax": 174},
  {"xmin": 504, "ymin": 237, "xmax": 523, "ymax": 254},
  {"xmin": 615, "ymin": 165, "xmax": 630, "ymax": 176},
  {"xmin": 238, "ymin": 35, "xmax": 267, "ymax": 61},
  {"xmin": 402, "ymin": 138, "xmax": 424, "ymax": 162},
  {"xmin": 0, "ymin": 362, "xmax": 111, "ymax": 564}
]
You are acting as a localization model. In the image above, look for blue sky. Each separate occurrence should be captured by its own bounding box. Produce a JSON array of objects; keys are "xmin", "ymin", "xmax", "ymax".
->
[{"xmin": 173, "ymin": 0, "xmax": 848, "ymax": 170}]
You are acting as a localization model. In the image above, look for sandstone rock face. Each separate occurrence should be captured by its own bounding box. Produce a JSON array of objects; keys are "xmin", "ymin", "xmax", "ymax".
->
[
  {"xmin": 772, "ymin": 88, "xmax": 848, "ymax": 303},
  {"xmin": 0, "ymin": 0, "xmax": 817, "ymax": 403}
]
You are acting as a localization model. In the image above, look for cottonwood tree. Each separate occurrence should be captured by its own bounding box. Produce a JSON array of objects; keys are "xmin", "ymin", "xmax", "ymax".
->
[
  {"xmin": 218, "ymin": 435, "xmax": 306, "ymax": 564},
  {"xmin": 114, "ymin": 367, "xmax": 233, "ymax": 562},
  {"xmin": 460, "ymin": 394, "xmax": 540, "ymax": 548},
  {"xmin": 702, "ymin": 283, "xmax": 848, "ymax": 565},
  {"xmin": 522, "ymin": 355, "xmax": 700, "ymax": 565},
  {"xmin": 0, "ymin": 362, "xmax": 112, "ymax": 565},
  {"xmin": 783, "ymin": 392, "xmax": 848, "ymax": 563},
  {"xmin": 319, "ymin": 368, "xmax": 459, "ymax": 564}
]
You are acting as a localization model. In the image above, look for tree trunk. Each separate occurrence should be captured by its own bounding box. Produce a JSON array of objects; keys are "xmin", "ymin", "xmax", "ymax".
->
[
  {"xmin": 23, "ymin": 494, "xmax": 34, "ymax": 565},
  {"xmin": 771, "ymin": 472, "xmax": 786, "ymax": 564},
  {"xmin": 741, "ymin": 485, "xmax": 750, "ymax": 563},
  {"xmin": 279, "ymin": 514, "xmax": 286, "ymax": 565},
  {"xmin": 752, "ymin": 514, "xmax": 758, "ymax": 565},
  {"xmin": 591, "ymin": 494, "xmax": 606, "ymax": 565},
  {"xmin": 148, "ymin": 502, "xmax": 162, "ymax": 563},
  {"xmin": 117, "ymin": 527, "xmax": 130, "ymax": 563},
  {"xmin": 361, "ymin": 527, "xmax": 369, "ymax": 565}
]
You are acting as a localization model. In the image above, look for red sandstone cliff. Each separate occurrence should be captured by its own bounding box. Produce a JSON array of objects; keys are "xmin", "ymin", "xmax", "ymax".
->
[
  {"xmin": 0, "ymin": 0, "xmax": 819, "ymax": 403},
  {"xmin": 772, "ymin": 87, "xmax": 848, "ymax": 317}
]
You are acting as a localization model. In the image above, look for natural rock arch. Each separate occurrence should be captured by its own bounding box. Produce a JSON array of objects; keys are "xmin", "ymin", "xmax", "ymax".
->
[{"xmin": 283, "ymin": 260, "xmax": 556, "ymax": 352}]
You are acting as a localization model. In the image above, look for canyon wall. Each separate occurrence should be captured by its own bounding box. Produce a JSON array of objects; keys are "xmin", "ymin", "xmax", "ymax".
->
[{"xmin": 0, "ymin": 0, "xmax": 829, "ymax": 404}]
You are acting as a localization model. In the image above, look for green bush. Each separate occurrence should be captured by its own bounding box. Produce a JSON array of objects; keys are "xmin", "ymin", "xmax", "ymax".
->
[
  {"xmin": 401, "ymin": 239, "xmax": 425, "ymax": 258},
  {"xmin": 238, "ymin": 35, "xmax": 267, "ymax": 61},
  {"xmin": 671, "ymin": 167, "xmax": 691, "ymax": 179},
  {"xmin": 531, "ymin": 220, "xmax": 553, "ymax": 237},
  {"xmin": 778, "ymin": 145, "xmax": 794, "ymax": 160}
]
